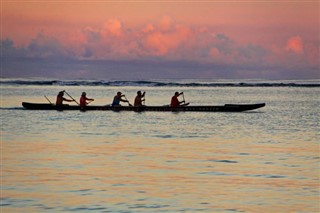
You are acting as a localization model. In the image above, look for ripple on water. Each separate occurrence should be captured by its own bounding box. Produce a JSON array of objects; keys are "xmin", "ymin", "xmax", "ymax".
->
[
  {"xmin": 128, "ymin": 204, "xmax": 171, "ymax": 209},
  {"xmin": 209, "ymin": 159, "xmax": 238, "ymax": 163},
  {"xmin": 64, "ymin": 206, "xmax": 108, "ymax": 211},
  {"xmin": 198, "ymin": 171, "xmax": 288, "ymax": 179}
]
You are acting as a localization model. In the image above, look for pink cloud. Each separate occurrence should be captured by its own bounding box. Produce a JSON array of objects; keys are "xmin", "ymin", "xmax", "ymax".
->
[
  {"xmin": 101, "ymin": 19, "xmax": 123, "ymax": 37},
  {"xmin": 4, "ymin": 15, "xmax": 319, "ymax": 78},
  {"xmin": 145, "ymin": 25, "xmax": 192, "ymax": 55},
  {"xmin": 159, "ymin": 16, "xmax": 172, "ymax": 32},
  {"xmin": 142, "ymin": 23, "xmax": 154, "ymax": 33},
  {"xmin": 285, "ymin": 36, "xmax": 304, "ymax": 54}
]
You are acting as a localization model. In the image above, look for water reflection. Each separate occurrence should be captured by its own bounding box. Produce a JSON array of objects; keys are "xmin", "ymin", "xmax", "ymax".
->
[
  {"xmin": 1, "ymin": 86, "xmax": 319, "ymax": 212},
  {"xmin": 2, "ymin": 134, "xmax": 319, "ymax": 212}
]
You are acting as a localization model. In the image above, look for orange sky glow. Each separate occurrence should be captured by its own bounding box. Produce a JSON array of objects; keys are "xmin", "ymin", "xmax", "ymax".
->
[{"xmin": 1, "ymin": 1, "xmax": 319, "ymax": 79}]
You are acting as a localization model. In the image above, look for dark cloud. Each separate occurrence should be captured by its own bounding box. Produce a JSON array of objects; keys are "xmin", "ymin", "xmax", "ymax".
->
[
  {"xmin": 27, "ymin": 33, "xmax": 65, "ymax": 58},
  {"xmin": 2, "ymin": 38, "xmax": 27, "ymax": 57}
]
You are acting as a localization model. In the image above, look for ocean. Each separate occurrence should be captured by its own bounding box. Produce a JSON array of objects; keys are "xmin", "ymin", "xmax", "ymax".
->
[{"xmin": 1, "ymin": 79, "xmax": 319, "ymax": 212}]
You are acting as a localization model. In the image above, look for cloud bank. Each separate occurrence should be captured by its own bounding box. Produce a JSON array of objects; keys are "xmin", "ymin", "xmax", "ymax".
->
[{"xmin": 1, "ymin": 17, "xmax": 319, "ymax": 80}]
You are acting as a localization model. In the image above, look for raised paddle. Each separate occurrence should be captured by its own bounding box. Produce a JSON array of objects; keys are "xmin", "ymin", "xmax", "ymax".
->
[
  {"xmin": 143, "ymin": 91, "xmax": 146, "ymax": 105},
  {"xmin": 182, "ymin": 92, "xmax": 185, "ymax": 103},
  {"xmin": 181, "ymin": 92, "xmax": 190, "ymax": 106},
  {"xmin": 64, "ymin": 90, "xmax": 80, "ymax": 105},
  {"xmin": 44, "ymin": 95, "xmax": 52, "ymax": 104}
]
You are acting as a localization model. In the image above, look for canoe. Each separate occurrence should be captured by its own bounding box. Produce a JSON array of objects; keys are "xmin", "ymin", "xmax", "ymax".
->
[{"xmin": 22, "ymin": 102, "xmax": 265, "ymax": 112}]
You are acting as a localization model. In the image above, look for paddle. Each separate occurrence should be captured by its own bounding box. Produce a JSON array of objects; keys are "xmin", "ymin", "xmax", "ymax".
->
[
  {"xmin": 124, "ymin": 96, "xmax": 133, "ymax": 106},
  {"xmin": 44, "ymin": 95, "xmax": 53, "ymax": 104},
  {"xmin": 64, "ymin": 90, "xmax": 80, "ymax": 105},
  {"xmin": 181, "ymin": 92, "xmax": 190, "ymax": 106},
  {"xmin": 86, "ymin": 100, "xmax": 94, "ymax": 105}
]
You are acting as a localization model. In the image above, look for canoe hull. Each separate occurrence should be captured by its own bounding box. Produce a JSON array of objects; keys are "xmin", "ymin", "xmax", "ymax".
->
[{"xmin": 22, "ymin": 102, "xmax": 265, "ymax": 112}]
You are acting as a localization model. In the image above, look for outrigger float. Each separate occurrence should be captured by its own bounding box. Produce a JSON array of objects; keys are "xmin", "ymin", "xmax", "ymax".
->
[{"xmin": 22, "ymin": 102, "xmax": 265, "ymax": 112}]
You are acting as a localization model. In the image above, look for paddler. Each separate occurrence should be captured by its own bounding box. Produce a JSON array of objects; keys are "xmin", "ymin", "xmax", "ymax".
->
[
  {"xmin": 134, "ymin": 91, "xmax": 146, "ymax": 107},
  {"xmin": 56, "ymin": 91, "xmax": 75, "ymax": 106},
  {"xmin": 170, "ymin": 92, "xmax": 185, "ymax": 107},
  {"xmin": 80, "ymin": 92, "xmax": 94, "ymax": 108},
  {"xmin": 112, "ymin": 92, "xmax": 130, "ymax": 106}
]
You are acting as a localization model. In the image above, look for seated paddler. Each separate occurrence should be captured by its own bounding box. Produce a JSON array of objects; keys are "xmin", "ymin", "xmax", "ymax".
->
[
  {"xmin": 170, "ymin": 92, "xmax": 185, "ymax": 107},
  {"xmin": 56, "ymin": 91, "xmax": 75, "ymax": 106},
  {"xmin": 112, "ymin": 91, "xmax": 129, "ymax": 106},
  {"xmin": 80, "ymin": 92, "xmax": 94, "ymax": 108},
  {"xmin": 134, "ymin": 91, "xmax": 146, "ymax": 107}
]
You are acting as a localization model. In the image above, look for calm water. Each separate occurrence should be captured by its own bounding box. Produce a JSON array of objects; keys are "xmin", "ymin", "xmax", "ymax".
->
[{"xmin": 1, "ymin": 79, "xmax": 319, "ymax": 212}]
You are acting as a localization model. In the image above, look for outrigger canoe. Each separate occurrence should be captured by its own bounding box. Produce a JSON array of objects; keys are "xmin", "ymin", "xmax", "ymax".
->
[{"xmin": 22, "ymin": 102, "xmax": 265, "ymax": 112}]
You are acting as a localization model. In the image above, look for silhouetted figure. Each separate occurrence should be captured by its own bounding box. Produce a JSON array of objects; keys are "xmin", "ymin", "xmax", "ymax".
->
[
  {"xmin": 112, "ymin": 92, "xmax": 129, "ymax": 106},
  {"xmin": 134, "ymin": 91, "xmax": 146, "ymax": 107},
  {"xmin": 56, "ymin": 91, "xmax": 74, "ymax": 106},
  {"xmin": 80, "ymin": 92, "xmax": 94, "ymax": 108},
  {"xmin": 170, "ymin": 92, "xmax": 185, "ymax": 107}
]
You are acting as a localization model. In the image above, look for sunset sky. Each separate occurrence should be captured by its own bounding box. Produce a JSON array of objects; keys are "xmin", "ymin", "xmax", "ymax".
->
[{"xmin": 1, "ymin": 1, "xmax": 319, "ymax": 80}]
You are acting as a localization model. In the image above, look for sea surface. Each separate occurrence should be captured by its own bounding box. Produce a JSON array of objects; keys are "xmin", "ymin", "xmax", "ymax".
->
[{"xmin": 1, "ymin": 79, "xmax": 319, "ymax": 212}]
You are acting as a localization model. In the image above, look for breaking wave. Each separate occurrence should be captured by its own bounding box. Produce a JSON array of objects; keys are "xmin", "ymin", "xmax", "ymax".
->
[{"xmin": 0, "ymin": 79, "xmax": 319, "ymax": 87}]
